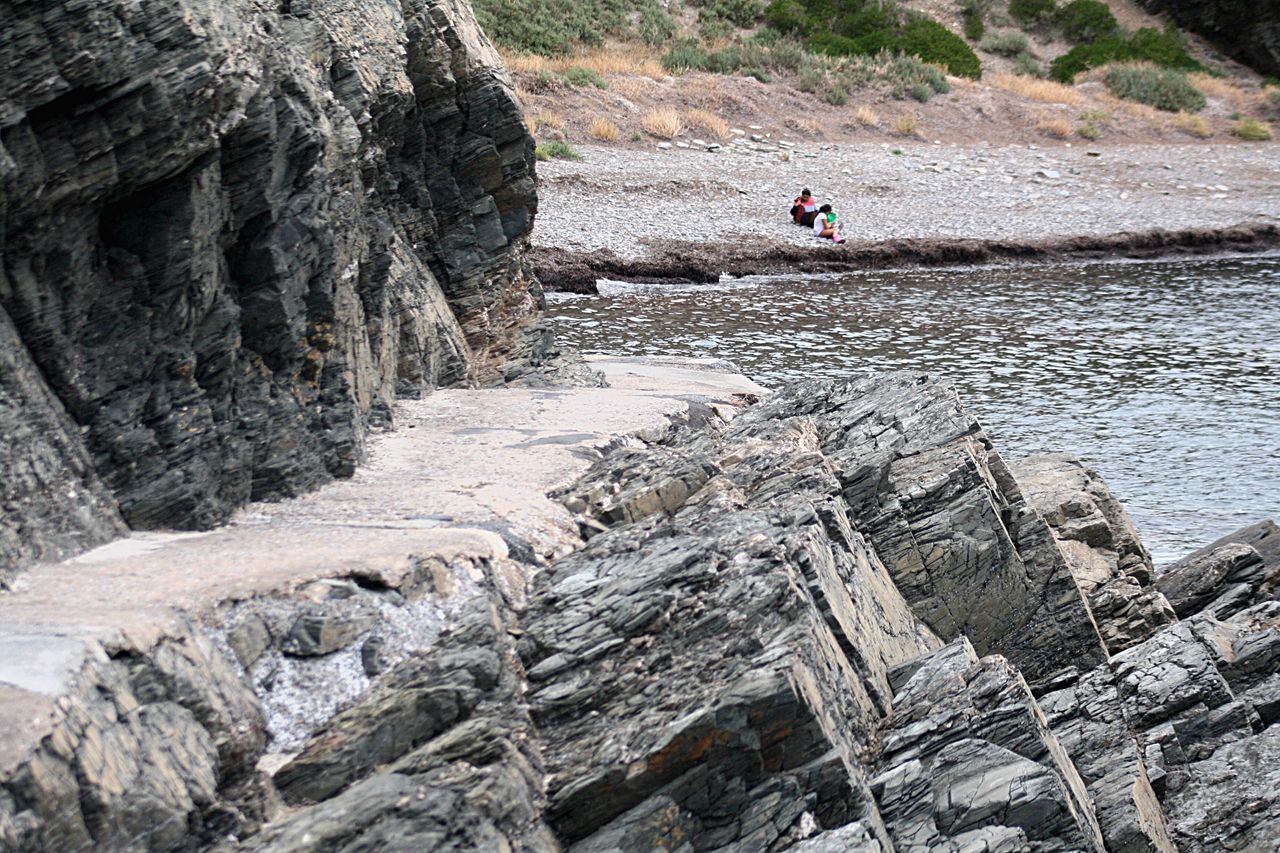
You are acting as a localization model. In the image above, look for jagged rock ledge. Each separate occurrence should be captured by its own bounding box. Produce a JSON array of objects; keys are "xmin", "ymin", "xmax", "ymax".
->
[
  {"xmin": 4, "ymin": 361, "xmax": 1278, "ymax": 852},
  {"xmin": 530, "ymin": 224, "xmax": 1280, "ymax": 293}
]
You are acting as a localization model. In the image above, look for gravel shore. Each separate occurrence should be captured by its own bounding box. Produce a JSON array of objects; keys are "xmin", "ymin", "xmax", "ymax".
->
[{"xmin": 532, "ymin": 139, "xmax": 1280, "ymax": 259}]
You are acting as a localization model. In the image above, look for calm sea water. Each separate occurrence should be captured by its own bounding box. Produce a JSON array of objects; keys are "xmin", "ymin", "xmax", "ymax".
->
[{"xmin": 546, "ymin": 255, "xmax": 1280, "ymax": 566}]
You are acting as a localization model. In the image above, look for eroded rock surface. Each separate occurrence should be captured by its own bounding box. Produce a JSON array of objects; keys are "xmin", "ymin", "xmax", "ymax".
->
[
  {"xmin": 1011, "ymin": 454, "xmax": 1176, "ymax": 653},
  {"xmin": 0, "ymin": 0, "xmax": 541, "ymax": 565}
]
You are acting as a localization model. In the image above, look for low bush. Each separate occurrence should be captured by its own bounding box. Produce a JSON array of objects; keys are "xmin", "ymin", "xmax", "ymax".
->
[
  {"xmin": 1172, "ymin": 112, "xmax": 1212, "ymax": 138},
  {"xmin": 960, "ymin": 0, "xmax": 991, "ymax": 40},
  {"xmin": 705, "ymin": 47, "xmax": 743, "ymax": 73},
  {"xmin": 1014, "ymin": 53, "xmax": 1045, "ymax": 77},
  {"xmin": 662, "ymin": 40, "xmax": 710, "ymax": 72},
  {"xmin": 563, "ymin": 66, "xmax": 608, "ymax": 88},
  {"xmin": 686, "ymin": 109, "xmax": 730, "ymax": 138},
  {"xmin": 1037, "ymin": 116, "xmax": 1072, "ymax": 137},
  {"xmin": 797, "ymin": 65, "xmax": 825, "ymax": 92},
  {"xmin": 884, "ymin": 53, "xmax": 951, "ymax": 99},
  {"xmin": 980, "ymin": 31, "xmax": 1030, "ymax": 57},
  {"xmin": 1104, "ymin": 65, "xmax": 1206, "ymax": 113},
  {"xmin": 637, "ymin": 5, "xmax": 678, "ymax": 46},
  {"xmin": 824, "ymin": 84, "xmax": 850, "ymax": 105},
  {"xmin": 1231, "ymin": 117, "xmax": 1273, "ymax": 141},
  {"xmin": 893, "ymin": 112, "xmax": 919, "ymax": 135},
  {"xmin": 1056, "ymin": 0, "xmax": 1116, "ymax": 43},
  {"xmin": 1076, "ymin": 121, "xmax": 1102, "ymax": 139},
  {"xmin": 989, "ymin": 71, "xmax": 1083, "ymax": 105},
  {"xmin": 1265, "ymin": 90, "xmax": 1280, "ymax": 120},
  {"xmin": 694, "ymin": 0, "xmax": 765, "ymax": 28},
  {"xmin": 1051, "ymin": 26, "xmax": 1200, "ymax": 83},
  {"xmin": 853, "ymin": 105, "xmax": 881, "ymax": 126},
  {"xmin": 642, "ymin": 107, "xmax": 684, "ymax": 138},
  {"xmin": 476, "ymin": 0, "xmax": 631, "ymax": 55},
  {"xmin": 535, "ymin": 140, "xmax": 581, "ymax": 160},
  {"xmin": 589, "ymin": 116, "xmax": 621, "ymax": 141},
  {"xmin": 909, "ymin": 82, "xmax": 932, "ymax": 102},
  {"xmin": 764, "ymin": 0, "xmax": 982, "ymax": 79},
  {"xmin": 1008, "ymin": 0, "xmax": 1056, "ymax": 25}
]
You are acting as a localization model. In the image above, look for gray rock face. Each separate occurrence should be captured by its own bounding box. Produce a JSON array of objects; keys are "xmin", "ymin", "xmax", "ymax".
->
[
  {"xmin": 1011, "ymin": 454, "xmax": 1176, "ymax": 653},
  {"xmin": 1157, "ymin": 520, "xmax": 1280, "ymax": 620},
  {"xmin": 0, "ymin": 0, "xmax": 541, "ymax": 560}
]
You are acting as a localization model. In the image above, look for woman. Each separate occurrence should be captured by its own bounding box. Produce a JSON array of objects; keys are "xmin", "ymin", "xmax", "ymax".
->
[
  {"xmin": 790, "ymin": 188, "xmax": 819, "ymax": 226},
  {"xmin": 813, "ymin": 204, "xmax": 845, "ymax": 243}
]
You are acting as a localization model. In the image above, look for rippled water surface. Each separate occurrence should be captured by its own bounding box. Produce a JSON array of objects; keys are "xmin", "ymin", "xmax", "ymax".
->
[{"xmin": 547, "ymin": 255, "xmax": 1280, "ymax": 565}]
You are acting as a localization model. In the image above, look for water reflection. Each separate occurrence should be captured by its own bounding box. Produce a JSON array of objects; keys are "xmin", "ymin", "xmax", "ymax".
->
[{"xmin": 547, "ymin": 255, "xmax": 1280, "ymax": 565}]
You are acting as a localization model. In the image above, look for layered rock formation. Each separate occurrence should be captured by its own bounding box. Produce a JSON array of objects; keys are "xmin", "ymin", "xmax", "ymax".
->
[
  {"xmin": 0, "ymin": 0, "xmax": 543, "ymax": 571},
  {"xmin": 2, "ymin": 371, "xmax": 1278, "ymax": 850},
  {"xmin": 1138, "ymin": 0, "xmax": 1280, "ymax": 77}
]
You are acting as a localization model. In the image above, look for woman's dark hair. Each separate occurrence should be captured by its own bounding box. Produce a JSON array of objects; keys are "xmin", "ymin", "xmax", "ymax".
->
[
  {"xmin": 819, "ymin": 204, "xmax": 832, "ymax": 213},
  {"xmin": 802, "ymin": 188, "xmax": 811, "ymax": 196}
]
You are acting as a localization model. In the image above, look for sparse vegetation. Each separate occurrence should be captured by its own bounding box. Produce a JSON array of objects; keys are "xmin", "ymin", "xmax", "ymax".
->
[
  {"xmin": 960, "ymin": 0, "xmax": 992, "ymax": 41},
  {"xmin": 563, "ymin": 66, "xmax": 608, "ymax": 89},
  {"xmin": 893, "ymin": 112, "xmax": 919, "ymax": 135},
  {"xmin": 1008, "ymin": 0, "xmax": 1057, "ymax": 26},
  {"xmin": 535, "ymin": 140, "xmax": 581, "ymax": 160},
  {"xmin": 1231, "ymin": 117, "xmax": 1273, "ymax": 141},
  {"xmin": 989, "ymin": 72, "xmax": 1084, "ymax": 106},
  {"xmin": 1056, "ymin": 0, "xmax": 1116, "ymax": 44},
  {"xmin": 980, "ymin": 31, "xmax": 1030, "ymax": 57},
  {"xmin": 685, "ymin": 109, "xmax": 730, "ymax": 138},
  {"xmin": 766, "ymin": 0, "xmax": 982, "ymax": 78},
  {"xmin": 589, "ymin": 116, "xmax": 620, "ymax": 141},
  {"xmin": 1172, "ymin": 112, "xmax": 1212, "ymax": 138},
  {"xmin": 1077, "ymin": 121, "xmax": 1102, "ymax": 139},
  {"xmin": 1014, "ymin": 53, "xmax": 1045, "ymax": 78},
  {"xmin": 1037, "ymin": 115, "xmax": 1072, "ymax": 138},
  {"xmin": 1051, "ymin": 26, "xmax": 1201, "ymax": 83},
  {"xmin": 1103, "ymin": 64, "xmax": 1206, "ymax": 113},
  {"xmin": 853, "ymin": 105, "xmax": 881, "ymax": 127},
  {"xmin": 642, "ymin": 107, "xmax": 684, "ymax": 138}
]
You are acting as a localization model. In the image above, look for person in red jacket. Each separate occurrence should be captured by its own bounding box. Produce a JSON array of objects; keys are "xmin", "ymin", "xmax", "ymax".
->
[{"xmin": 790, "ymin": 188, "xmax": 819, "ymax": 226}]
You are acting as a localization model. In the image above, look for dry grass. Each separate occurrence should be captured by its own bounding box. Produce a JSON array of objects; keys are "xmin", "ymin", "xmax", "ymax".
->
[
  {"xmin": 611, "ymin": 77, "xmax": 654, "ymax": 100},
  {"xmin": 1094, "ymin": 92, "xmax": 1165, "ymax": 125},
  {"xmin": 1172, "ymin": 111, "xmax": 1213, "ymax": 138},
  {"xmin": 589, "ymin": 116, "xmax": 621, "ymax": 142},
  {"xmin": 534, "ymin": 111, "xmax": 566, "ymax": 130},
  {"xmin": 642, "ymin": 107, "xmax": 684, "ymax": 138},
  {"xmin": 685, "ymin": 109, "xmax": 729, "ymax": 139},
  {"xmin": 500, "ymin": 45, "xmax": 666, "ymax": 81},
  {"xmin": 1036, "ymin": 115, "xmax": 1073, "ymax": 138},
  {"xmin": 989, "ymin": 72, "xmax": 1085, "ymax": 107},
  {"xmin": 852, "ymin": 106, "xmax": 881, "ymax": 128},
  {"xmin": 1186, "ymin": 72, "xmax": 1253, "ymax": 111},
  {"xmin": 893, "ymin": 112, "xmax": 920, "ymax": 136}
]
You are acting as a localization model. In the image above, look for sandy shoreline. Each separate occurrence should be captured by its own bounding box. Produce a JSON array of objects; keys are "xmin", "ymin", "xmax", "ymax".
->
[{"xmin": 530, "ymin": 139, "xmax": 1280, "ymax": 288}]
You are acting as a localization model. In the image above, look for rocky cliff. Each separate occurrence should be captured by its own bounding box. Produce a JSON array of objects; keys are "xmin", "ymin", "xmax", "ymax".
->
[
  {"xmin": 7, "ymin": 372, "xmax": 1277, "ymax": 851},
  {"xmin": 0, "ymin": 0, "xmax": 543, "ymax": 572},
  {"xmin": 1138, "ymin": 0, "xmax": 1280, "ymax": 77}
]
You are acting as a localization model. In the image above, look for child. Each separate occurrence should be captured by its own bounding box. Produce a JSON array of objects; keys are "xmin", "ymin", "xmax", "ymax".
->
[{"xmin": 813, "ymin": 204, "xmax": 846, "ymax": 243}]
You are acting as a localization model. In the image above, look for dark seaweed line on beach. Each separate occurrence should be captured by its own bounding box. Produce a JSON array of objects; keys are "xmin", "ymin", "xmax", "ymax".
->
[{"xmin": 531, "ymin": 222, "xmax": 1280, "ymax": 293}]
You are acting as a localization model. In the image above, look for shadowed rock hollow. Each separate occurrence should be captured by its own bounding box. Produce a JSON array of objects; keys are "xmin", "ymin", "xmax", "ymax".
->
[{"xmin": 0, "ymin": 0, "xmax": 544, "ymax": 569}]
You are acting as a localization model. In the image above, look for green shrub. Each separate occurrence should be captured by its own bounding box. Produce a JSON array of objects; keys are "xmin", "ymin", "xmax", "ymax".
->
[
  {"xmin": 1050, "ymin": 26, "xmax": 1200, "ymax": 82},
  {"xmin": 900, "ymin": 17, "xmax": 981, "ymax": 78},
  {"xmin": 563, "ymin": 66, "xmax": 608, "ymax": 89},
  {"xmin": 1008, "ymin": 0, "xmax": 1056, "ymax": 25},
  {"xmin": 769, "ymin": 39, "xmax": 807, "ymax": 71},
  {"xmin": 885, "ymin": 53, "xmax": 952, "ymax": 98},
  {"xmin": 1056, "ymin": 0, "xmax": 1116, "ymax": 43},
  {"xmin": 909, "ymin": 82, "xmax": 932, "ymax": 102},
  {"xmin": 742, "ymin": 66, "xmax": 772, "ymax": 82},
  {"xmin": 823, "ymin": 84, "xmax": 849, "ymax": 105},
  {"xmin": 663, "ymin": 40, "xmax": 710, "ymax": 72},
  {"xmin": 960, "ymin": 0, "xmax": 991, "ymax": 40},
  {"xmin": 980, "ymin": 31, "xmax": 1029, "ymax": 57},
  {"xmin": 1231, "ymin": 117, "xmax": 1273, "ymax": 141},
  {"xmin": 1077, "ymin": 122, "xmax": 1102, "ymax": 139},
  {"xmin": 637, "ymin": 5, "xmax": 678, "ymax": 46},
  {"xmin": 1104, "ymin": 66, "xmax": 1206, "ymax": 112},
  {"xmin": 535, "ymin": 141, "xmax": 581, "ymax": 160},
  {"xmin": 694, "ymin": 0, "xmax": 765, "ymax": 27},
  {"xmin": 1014, "ymin": 52, "xmax": 1045, "ymax": 77},
  {"xmin": 705, "ymin": 47, "xmax": 744, "ymax": 73},
  {"xmin": 963, "ymin": 12, "xmax": 985, "ymax": 41},
  {"xmin": 475, "ymin": 0, "xmax": 631, "ymax": 55},
  {"xmin": 796, "ymin": 65, "xmax": 825, "ymax": 92},
  {"xmin": 763, "ymin": 0, "xmax": 982, "ymax": 79},
  {"xmin": 1264, "ymin": 90, "xmax": 1280, "ymax": 121}
]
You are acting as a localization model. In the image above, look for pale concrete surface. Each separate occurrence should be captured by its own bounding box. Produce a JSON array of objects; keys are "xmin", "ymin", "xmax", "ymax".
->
[{"xmin": 0, "ymin": 359, "xmax": 766, "ymax": 772}]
